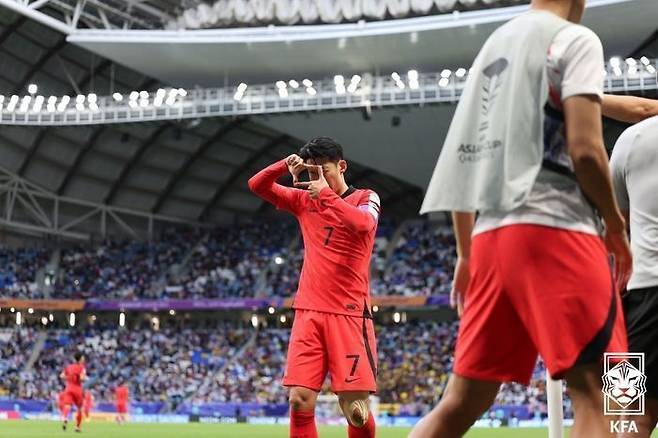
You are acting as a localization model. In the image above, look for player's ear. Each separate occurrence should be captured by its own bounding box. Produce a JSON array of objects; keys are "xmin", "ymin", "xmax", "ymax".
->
[{"xmin": 338, "ymin": 159, "xmax": 347, "ymax": 174}]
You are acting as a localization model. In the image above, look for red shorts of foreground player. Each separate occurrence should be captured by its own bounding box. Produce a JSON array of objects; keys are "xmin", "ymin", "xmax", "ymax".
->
[
  {"xmin": 454, "ymin": 224, "xmax": 628, "ymax": 384},
  {"xmin": 63, "ymin": 387, "xmax": 84, "ymax": 409},
  {"xmin": 116, "ymin": 403, "xmax": 127, "ymax": 414},
  {"xmin": 283, "ymin": 310, "xmax": 377, "ymax": 393}
]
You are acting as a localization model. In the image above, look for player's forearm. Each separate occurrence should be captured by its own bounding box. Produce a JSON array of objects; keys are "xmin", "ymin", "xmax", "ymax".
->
[
  {"xmin": 316, "ymin": 188, "xmax": 375, "ymax": 233},
  {"xmin": 602, "ymin": 94, "xmax": 658, "ymax": 124},
  {"xmin": 247, "ymin": 160, "xmax": 291, "ymax": 205},
  {"xmin": 452, "ymin": 211, "xmax": 475, "ymax": 258},
  {"xmin": 571, "ymin": 146, "xmax": 625, "ymax": 232}
]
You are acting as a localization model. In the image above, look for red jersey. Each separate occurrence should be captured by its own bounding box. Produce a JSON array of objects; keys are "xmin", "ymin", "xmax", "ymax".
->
[
  {"xmin": 115, "ymin": 386, "xmax": 129, "ymax": 403},
  {"xmin": 249, "ymin": 160, "xmax": 380, "ymax": 316},
  {"xmin": 63, "ymin": 363, "xmax": 85, "ymax": 390}
]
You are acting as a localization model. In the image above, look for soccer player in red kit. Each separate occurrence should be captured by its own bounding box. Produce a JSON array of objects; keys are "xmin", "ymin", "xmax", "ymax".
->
[
  {"xmin": 82, "ymin": 390, "xmax": 93, "ymax": 421},
  {"xmin": 60, "ymin": 351, "xmax": 87, "ymax": 432},
  {"xmin": 249, "ymin": 137, "xmax": 380, "ymax": 438},
  {"xmin": 115, "ymin": 383, "xmax": 129, "ymax": 425}
]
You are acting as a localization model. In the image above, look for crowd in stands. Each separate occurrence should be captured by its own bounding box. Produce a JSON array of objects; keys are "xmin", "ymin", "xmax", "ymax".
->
[
  {"xmin": 0, "ymin": 246, "xmax": 50, "ymax": 298},
  {"xmin": 1, "ymin": 321, "xmax": 563, "ymax": 419},
  {"xmin": 55, "ymin": 227, "xmax": 202, "ymax": 300},
  {"xmin": 0, "ymin": 218, "xmax": 460, "ymax": 300},
  {"xmin": 372, "ymin": 222, "xmax": 456, "ymax": 296},
  {"xmin": 0, "ymin": 328, "xmax": 37, "ymax": 397},
  {"xmin": 19, "ymin": 323, "xmax": 251, "ymax": 408}
]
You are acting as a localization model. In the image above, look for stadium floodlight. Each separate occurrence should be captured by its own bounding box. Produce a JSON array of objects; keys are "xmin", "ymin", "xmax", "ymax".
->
[
  {"xmin": 129, "ymin": 91, "xmax": 139, "ymax": 100},
  {"xmin": 648, "ymin": 65, "xmax": 657, "ymax": 75},
  {"xmin": 75, "ymin": 103, "xmax": 85, "ymax": 111},
  {"xmin": 237, "ymin": 83, "xmax": 248, "ymax": 93},
  {"xmin": 16, "ymin": 311, "xmax": 21, "ymax": 325},
  {"xmin": 289, "ymin": 80, "xmax": 300, "ymax": 89},
  {"xmin": 334, "ymin": 75, "xmax": 345, "ymax": 85},
  {"xmin": 47, "ymin": 104, "xmax": 56, "ymax": 113},
  {"xmin": 28, "ymin": 307, "xmax": 34, "ymax": 314},
  {"xmin": 302, "ymin": 79, "xmax": 313, "ymax": 88},
  {"xmin": 626, "ymin": 58, "xmax": 637, "ymax": 66},
  {"xmin": 139, "ymin": 99, "xmax": 149, "ymax": 108},
  {"xmin": 10, "ymin": 307, "xmax": 15, "ymax": 313},
  {"xmin": 455, "ymin": 68, "xmax": 467, "ymax": 78},
  {"xmin": 372, "ymin": 305, "xmax": 379, "ymax": 313},
  {"xmin": 280, "ymin": 315, "xmax": 287, "ymax": 323},
  {"xmin": 165, "ymin": 97, "xmax": 176, "ymax": 106},
  {"xmin": 48, "ymin": 313, "xmax": 54, "ymax": 322},
  {"xmin": 407, "ymin": 70, "xmax": 419, "ymax": 81},
  {"xmin": 139, "ymin": 91, "xmax": 149, "ymax": 99},
  {"xmin": 76, "ymin": 95, "xmax": 85, "ymax": 104},
  {"xmin": 156, "ymin": 88, "xmax": 166, "ymax": 99},
  {"xmin": 351, "ymin": 74, "xmax": 362, "ymax": 84},
  {"xmin": 119, "ymin": 312, "xmax": 126, "ymax": 327},
  {"xmin": 0, "ymin": 95, "xmax": 4, "ymax": 104},
  {"xmin": 276, "ymin": 80, "xmax": 287, "ymax": 89},
  {"xmin": 306, "ymin": 87, "xmax": 317, "ymax": 96},
  {"xmin": 268, "ymin": 306, "xmax": 275, "ymax": 315},
  {"xmin": 89, "ymin": 102, "xmax": 100, "ymax": 112},
  {"xmin": 274, "ymin": 256, "xmax": 284, "ymax": 265},
  {"xmin": 69, "ymin": 313, "xmax": 76, "ymax": 327},
  {"xmin": 178, "ymin": 88, "xmax": 188, "ymax": 97},
  {"xmin": 27, "ymin": 83, "xmax": 38, "ymax": 94},
  {"xmin": 439, "ymin": 78, "xmax": 450, "ymax": 88},
  {"xmin": 393, "ymin": 312, "xmax": 401, "ymax": 323},
  {"xmin": 41, "ymin": 317, "xmax": 48, "ymax": 326},
  {"xmin": 641, "ymin": 56, "xmax": 651, "ymax": 66},
  {"xmin": 278, "ymin": 88, "xmax": 289, "ymax": 98},
  {"xmin": 609, "ymin": 56, "xmax": 622, "ymax": 67},
  {"xmin": 47, "ymin": 96, "xmax": 57, "ymax": 104},
  {"xmin": 169, "ymin": 309, "xmax": 175, "ymax": 316},
  {"xmin": 613, "ymin": 67, "xmax": 623, "ymax": 77},
  {"xmin": 391, "ymin": 72, "xmax": 401, "ymax": 81},
  {"xmin": 251, "ymin": 315, "xmax": 258, "ymax": 328},
  {"xmin": 129, "ymin": 100, "xmax": 139, "ymax": 108},
  {"xmin": 87, "ymin": 93, "xmax": 98, "ymax": 103},
  {"xmin": 441, "ymin": 69, "xmax": 452, "ymax": 78},
  {"xmin": 60, "ymin": 95, "xmax": 71, "ymax": 105},
  {"xmin": 113, "ymin": 93, "xmax": 124, "ymax": 102}
]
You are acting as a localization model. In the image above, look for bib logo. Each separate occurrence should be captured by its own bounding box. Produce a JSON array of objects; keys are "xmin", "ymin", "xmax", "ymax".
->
[{"xmin": 602, "ymin": 353, "xmax": 647, "ymax": 433}]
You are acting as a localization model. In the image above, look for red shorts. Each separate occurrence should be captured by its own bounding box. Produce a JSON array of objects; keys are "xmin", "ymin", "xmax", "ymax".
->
[
  {"xmin": 283, "ymin": 309, "xmax": 377, "ymax": 393},
  {"xmin": 116, "ymin": 403, "xmax": 127, "ymax": 414},
  {"xmin": 454, "ymin": 225, "xmax": 627, "ymax": 384},
  {"xmin": 63, "ymin": 387, "xmax": 84, "ymax": 408}
]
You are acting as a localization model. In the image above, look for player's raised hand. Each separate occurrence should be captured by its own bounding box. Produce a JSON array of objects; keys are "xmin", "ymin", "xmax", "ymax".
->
[
  {"xmin": 285, "ymin": 154, "xmax": 306, "ymax": 185},
  {"xmin": 294, "ymin": 165, "xmax": 329, "ymax": 199},
  {"xmin": 451, "ymin": 256, "xmax": 470, "ymax": 317}
]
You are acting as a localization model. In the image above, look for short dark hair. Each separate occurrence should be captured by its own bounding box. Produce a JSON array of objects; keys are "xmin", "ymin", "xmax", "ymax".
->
[
  {"xmin": 299, "ymin": 137, "xmax": 344, "ymax": 162},
  {"xmin": 74, "ymin": 351, "xmax": 84, "ymax": 362}
]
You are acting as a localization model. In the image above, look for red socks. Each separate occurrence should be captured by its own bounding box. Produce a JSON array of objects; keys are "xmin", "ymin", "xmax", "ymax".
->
[
  {"xmin": 348, "ymin": 413, "xmax": 376, "ymax": 438},
  {"xmin": 75, "ymin": 410, "xmax": 82, "ymax": 429},
  {"xmin": 290, "ymin": 410, "xmax": 318, "ymax": 438}
]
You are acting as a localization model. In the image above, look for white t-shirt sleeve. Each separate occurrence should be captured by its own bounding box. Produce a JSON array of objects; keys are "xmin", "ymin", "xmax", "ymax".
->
[
  {"xmin": 557, "ymin": 26, "xmax": 605, "ymax": 101},
  {"xmin": 610, "ymin": 134, "xmax": 631, "ymax": 212}
]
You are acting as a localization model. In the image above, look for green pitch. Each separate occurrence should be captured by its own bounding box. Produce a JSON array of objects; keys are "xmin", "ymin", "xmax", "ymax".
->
[{"xmin": 0, "ymin": 421, "xmax": 557, "ymax": 438}]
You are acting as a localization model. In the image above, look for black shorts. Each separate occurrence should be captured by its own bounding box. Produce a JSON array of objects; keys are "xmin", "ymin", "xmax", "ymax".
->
[{"xmin": 623, "ymin": 287, "xmax": 658, "ymax": 400}]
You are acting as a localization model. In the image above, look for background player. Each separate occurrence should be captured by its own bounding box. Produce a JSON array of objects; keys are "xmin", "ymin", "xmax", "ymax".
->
[
  {"xmin": 610, "ymin": 114, "xmax": 658, "ymax": 438},
  {"xmin": 60, "ymin": 351, "xmax": 87, "ymax": 432},
  {"xmin": 413, "ymin": 0, "xmax": 632, "ymax": 437},
  {"xmin": 115, "ymin": 381, "xmax": 129, "ymax": 425},
  {"xmin": 249, "ymin": 137, "xmax": 381, "ymax": 438}
]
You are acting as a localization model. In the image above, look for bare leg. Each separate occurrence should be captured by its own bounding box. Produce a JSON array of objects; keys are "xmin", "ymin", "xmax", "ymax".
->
[
  {"xmin": 619, "ymin": 398, "xmax": 658, "ymax": 438},
  {"xmin": 565, "ymin": 363, "xmax": 613, "ymax": 438},
  {"xmin": 407, "ymin": 374, "xmax": 500, "ymax": 438}
]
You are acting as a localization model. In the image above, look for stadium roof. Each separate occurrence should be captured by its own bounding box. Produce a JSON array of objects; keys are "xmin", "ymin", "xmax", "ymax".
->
[{"xmin": 0, "ymin": 8, "xmax": 422, "ymax": 228}]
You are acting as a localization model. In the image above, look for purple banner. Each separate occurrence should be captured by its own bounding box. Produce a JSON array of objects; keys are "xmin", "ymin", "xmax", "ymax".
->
[
  {"xmin": 85, "ymin": 298, "xmax": 269, "ymax": 311},
  {"xmin": 424, "ymin": 295, "xmax": 451, "ymax": 307}
]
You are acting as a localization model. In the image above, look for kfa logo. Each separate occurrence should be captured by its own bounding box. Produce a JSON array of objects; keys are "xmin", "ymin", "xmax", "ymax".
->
[{"xmin": 602, "ymin": 352, "xmax": 647, "ymax": 433}]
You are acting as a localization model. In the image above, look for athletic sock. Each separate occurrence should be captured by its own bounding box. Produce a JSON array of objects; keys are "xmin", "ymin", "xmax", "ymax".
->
[
  {"xmin": 348, "ymin": 412, "xmax": 376, "ymax": 438},
  {"xmin": 290, "ymin": 409, "xmax": 318, "ymax": 438},
  {"xmin": 75, "ymin": 410, "xmax": 82, "ymax": 429}
]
